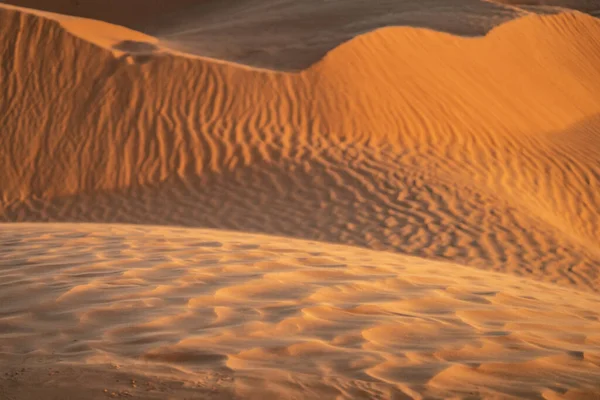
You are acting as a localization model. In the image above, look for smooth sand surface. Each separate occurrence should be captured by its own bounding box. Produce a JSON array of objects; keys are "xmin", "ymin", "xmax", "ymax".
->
[{"xmin": 0, "ymin": 1, "xmax": 599, "ymax": 399}]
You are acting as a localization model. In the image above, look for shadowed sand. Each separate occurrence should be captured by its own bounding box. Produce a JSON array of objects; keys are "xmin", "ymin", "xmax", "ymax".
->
[
  {"xmin": 1, "ymin": 5, "xmax": 599, "ymax": 289},
  {"xmin": 0, "ymin": 2, "xmax": 599, "ymax": 399},
  {"xmin": 2, "ymin": 0, "xmax": 599, "ymax": 69}
]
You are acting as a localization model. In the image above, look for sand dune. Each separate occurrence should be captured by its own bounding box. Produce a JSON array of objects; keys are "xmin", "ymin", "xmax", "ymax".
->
[
  {"xmin": 1, "ymin": 2, "xmax": 599, "ymax": 399},
  {"xmin": 1, "ymin": 223, "xmax": 600, "ymax": 399},
  {"xmin": 492, "ymin": 0, "xmax": 600, "ymax": 13},
  {"xmin": 1, "ymin": 5, "xmax": 599, "ymax": 289},
  {"xmin": 4, "ymin": 0, "xmax": 600, "ymax": 69}
]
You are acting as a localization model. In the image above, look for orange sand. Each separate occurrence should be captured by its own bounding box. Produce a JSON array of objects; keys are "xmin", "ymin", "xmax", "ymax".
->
[
  {"xmin": 0, "ymin": 1, "xmax": 599, "ymax": 399},
  {"xmin": 2, "ymin": 224, "xmax": 600, "ymax": 399}
]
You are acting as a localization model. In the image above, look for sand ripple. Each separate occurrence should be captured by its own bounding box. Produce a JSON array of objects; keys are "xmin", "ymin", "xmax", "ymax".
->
[
  {"xmin": 1, "ymin": 224, "xmax": 600, "ymax": 399},
  {"xmin": 0, "ymin": 3, "xmax": 599, "ymax": 399},
  {"xmin": 0, "ymin": 7, "xmax": 599, "ymax": 291}
]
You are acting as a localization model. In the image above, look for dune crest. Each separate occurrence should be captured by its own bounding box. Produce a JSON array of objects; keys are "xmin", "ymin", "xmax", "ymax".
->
[
  {"xmin": 1, "ymin": 6, "xmax": 599, "ymax": 290},
  {"xmin": 3, "ymin": 0, "xmax": 600, "ymax": 69},
  {"xmin": 1, "ymin": 3, "xmax": 600, "ymax": 399}
]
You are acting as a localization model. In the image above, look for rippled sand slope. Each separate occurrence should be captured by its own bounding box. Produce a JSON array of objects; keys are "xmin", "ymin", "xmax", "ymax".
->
[
  {"xmin": 0, "ymin": 2, "xmax": 599, "ymax": 399},
  {"xmin": 1, "ymin": 224, "xmax": 600, "ymax": 399},
  {"xmin": 1, "ymin": 6, "xmax": 599, "ymax": 289}
]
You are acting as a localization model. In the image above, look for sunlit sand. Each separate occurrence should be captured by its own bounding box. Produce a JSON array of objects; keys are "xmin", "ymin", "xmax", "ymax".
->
[{"xmin": 1, "ymin": 1, "xmax": 599, "ymax": 398}]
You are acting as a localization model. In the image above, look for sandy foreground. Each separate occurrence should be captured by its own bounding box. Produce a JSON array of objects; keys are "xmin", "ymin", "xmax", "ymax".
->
[
  {"xmin": 0, "ymin": 0, "xmax": 599, "ymax": 399},
  {"xmin": 2, "ymin": 224, "xmax": 600, "ymax": 399}
]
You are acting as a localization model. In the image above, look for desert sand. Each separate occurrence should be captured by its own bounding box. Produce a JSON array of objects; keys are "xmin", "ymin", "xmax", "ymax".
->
[{"xmin": 0, "ymin": 1, "xmax": 599, "ymax": 399}]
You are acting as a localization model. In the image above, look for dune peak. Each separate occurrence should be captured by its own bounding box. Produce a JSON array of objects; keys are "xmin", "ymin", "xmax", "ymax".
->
[{"xmin": 0, "ymin": 1, "xmax": 599, "ymax": 399}]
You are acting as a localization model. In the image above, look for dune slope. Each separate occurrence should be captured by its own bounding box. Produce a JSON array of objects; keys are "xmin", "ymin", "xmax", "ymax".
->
[
  {"xmin": 1, "ymin": 223, "xmax": 600, "ymax": 399},
  {"xmin": 2, "ymin": 0, "xmax": 599, "ymax": 69},
  {"xmin": 1, "ymin": 6, "xmax": 599, "ymax": 290},
  {"xmin": 1, "ymin": 4, "xmax": 600, "ymax": 399}
]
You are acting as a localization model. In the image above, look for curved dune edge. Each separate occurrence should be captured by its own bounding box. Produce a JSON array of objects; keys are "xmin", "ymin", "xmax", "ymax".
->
[
  {"xmin": 490, "ymin": 0, "xmax": 600, "ymax": 13},
  {"xmin": 0, "ymin": 3, "xmax": 160, "ymax": 57},
  {"xmin": 0, "ymin": 6, "xmax": 599, "ymax": 291},
  {"xmin": 2, "ymin": 3, "xmax": 599, "ymax": 70},
  {"xmin": 2, "ymin": 0, "xmax": 599, "ymax": 70},
  {"xmin": 1, "ymin": 223, "xmax": 600, "ymax": 399}
]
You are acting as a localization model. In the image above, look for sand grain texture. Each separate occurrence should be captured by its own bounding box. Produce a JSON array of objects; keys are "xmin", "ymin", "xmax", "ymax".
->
[
  {"xmin": 1, "ymin": 5, "xmax": 599, "ymax": 288},
  {"xmin": 1, "ymin": 224, "xmax": 600, "ymax": 399},
  {"xmin": 0, "ymin": 1, "xmax": 599, "ymax": 399}
]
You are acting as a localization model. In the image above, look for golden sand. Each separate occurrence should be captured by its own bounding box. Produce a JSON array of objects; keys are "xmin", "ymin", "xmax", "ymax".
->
[{"xmin": 0, "ymin": 2, "xmax": 599, "ymax": 398}]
